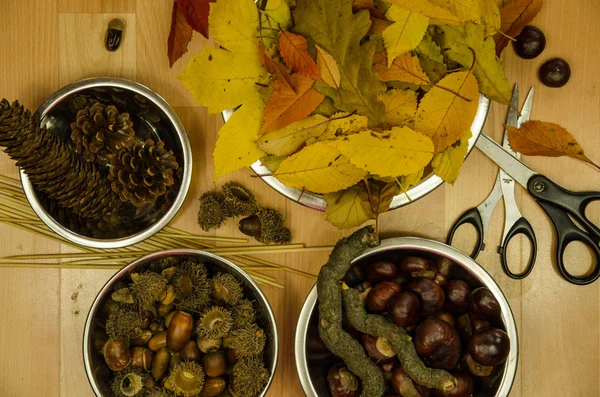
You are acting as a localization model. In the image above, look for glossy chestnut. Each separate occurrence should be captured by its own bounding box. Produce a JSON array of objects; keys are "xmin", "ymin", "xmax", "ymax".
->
[
  {"xmin": 327, "ymin": 363, "xmax": 362, "ymax": 397},
  {"xmin": 431, "ymin": 372, "xmax": 474, "ymax": 397},
  {"xmin": 388, "ymin": 291, "xmax": 421, "ymax": 327},
  {"xmin": 468, "ymin": 288, "xmax": 501, "ymax": 323},
  {"xmin": 399, "ymin": 256, "xmax": 435, "ymax": 275},
  {"xmin": 433, "ymin": 312, "xmax": 456, "ymax": 328},
  {"xmin": 366, "ymin": 281, "xmax": 401, "ymax": 313},
  {"xmin": 444, "ymin": 280, "xmax": 471, "ymax": 313},
  {"xmin": 405, "ymin": 279, "xmax": 445, "ymax": 316},
  {"xmin": 391, "ymin": 367, "xmax": 431, "ymax": 397},
  {"xmin": 468, "ymin": 328, "xmax": 510, "ymax": 366},
  {"xmin": 414, "ymin": 318, "xmax": 461, "ymax": 370},
  {"xmin": 362, "ymin": 333, "xmax": 395, "ymax": 363},
  {"xmin": 366, "ymin": 261, "xmax": 399, "ymax": 283}
]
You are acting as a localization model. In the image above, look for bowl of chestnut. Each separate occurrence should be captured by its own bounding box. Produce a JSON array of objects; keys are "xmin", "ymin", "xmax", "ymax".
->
[{"xmin": 295, "ymin": 237, "xmax": 517, "ymax": 397}]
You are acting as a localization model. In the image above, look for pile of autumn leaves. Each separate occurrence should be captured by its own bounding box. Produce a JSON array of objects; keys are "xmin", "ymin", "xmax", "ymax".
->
[{"xmin": 178, "ymin": 0, "xmax": 516, "ymax": 228}]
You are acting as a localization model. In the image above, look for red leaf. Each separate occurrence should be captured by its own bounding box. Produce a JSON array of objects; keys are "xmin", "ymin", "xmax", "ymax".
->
[
  {"xmin": 168, "ymin": 2, "xmax": 194, "ymax": 67},
  {"xmin": 278, "ymin": 31, "xmax": 321, "ymax": 79},
  {"xmin": 175, "ymin": 0, "xmax": 215, "ymax": 39}
]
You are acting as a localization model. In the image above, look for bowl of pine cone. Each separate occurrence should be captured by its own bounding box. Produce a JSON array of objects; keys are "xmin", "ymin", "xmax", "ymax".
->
[{"xmin": 0, "ymin": 77, "xmax": 192, "ymax": 248}]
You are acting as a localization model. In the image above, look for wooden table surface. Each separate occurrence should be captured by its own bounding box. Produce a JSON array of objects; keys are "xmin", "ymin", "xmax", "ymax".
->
[{"xmin": 0, "ymin": 0, "xmax": 599, "ymax": 396}]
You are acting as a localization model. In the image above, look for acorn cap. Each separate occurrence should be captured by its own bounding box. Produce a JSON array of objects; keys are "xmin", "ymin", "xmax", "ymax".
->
[
  {"xmin": 105, "ymin": 305, "xmax": 145, "ymax": 341},
  {"xmin": 222, "ymin": 181, "xmax": 257, "ymax": 217},
  {"xmin": 211, "ymin": 273, "xmax": 243, "ymax": 305},
  {"xmin": 129, "ymin": 271, "xmax": 168, "ymax": 312},
  {"xmin": 239, "ymin": 207, "xmax": 292, "ymax": 245},
  {"xmin": 196, "ymin": 306, "xmax": 233, "ymax": 339},
  {"xmin": 164, "ymin": 361, "xmax": 205, "ymax": 396},
  {"xmin": 111, "ymin": 368, "xmax": 148, "ymax": 397},
  {"xmin": 197, "ymin": 191, "xmax": 228, "ymax": 231}
]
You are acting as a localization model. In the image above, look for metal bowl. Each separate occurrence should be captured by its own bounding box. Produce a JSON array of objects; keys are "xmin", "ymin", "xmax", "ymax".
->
[
  {"xmin": 83, "ymin": 249, "xmax": 279, "ymax": 397},
  {"xmin": 21, "ymin": 77, "xmax": 192, "ymax": 248},
  {"xmin": 223, "ymin": 95, "xmax": 490, "ymax": 211},
  {"xmin": 295, "ymin": 237, "xmax": 518, "ymax": 397}
]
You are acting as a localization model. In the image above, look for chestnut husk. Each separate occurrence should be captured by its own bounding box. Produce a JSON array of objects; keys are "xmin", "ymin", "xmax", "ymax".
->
[
  {"xmin": 405, "ymin": 278, "xmax": 445, "ymax": 316},
  {"xmin": 327, "ymin": 363, "xmax": 362, "ymax": 397},
  {"xmin": 388, "ymin": 291, "xmax": 421, "ymax": 327},
  {"xmin": 414, "ymin": 318, "xmax": 461, "ymax": 370}
]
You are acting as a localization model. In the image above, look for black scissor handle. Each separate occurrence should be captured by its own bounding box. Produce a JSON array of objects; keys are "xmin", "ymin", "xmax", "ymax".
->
[
  {"xmin": 538, "ymin": 200, "xmax": 600, "ymax": 285},
  {"xmin": 498, "ymin": 217, "xmax": 538, "ymax": 279},
  {"xmin": 447, "ymin": 207, "xmax": 485, "ymax": 259}
]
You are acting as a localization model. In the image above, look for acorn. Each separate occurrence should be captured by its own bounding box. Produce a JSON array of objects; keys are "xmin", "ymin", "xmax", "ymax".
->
[
  {"xmin": 238, "ymin": 207, "xmax": 291, "ymax": 245},
  {"xmin": 151, "ymin": 348, "xmax": 171, "ymax": 380},
  {"xmin": 165, "ymin": 310, "xmax": 176, "ymax": 328},
  {"xmin": 103, "ymin": 339, "xmax": 131, "ymax": 372},
  {"xmin": 167, "ymin": 311, "xmax": 194, "ymax": 352},
  {"xmin": 200, "ymin": 377, "xmax": 227, "ymax": 397},
  {"xmin": 148, "ymin": 331, "xmax": 168, "ymax": 352},
  {"xmin": 202, "ymin": 351, "xmax": 227, "ymax": 377},
  {"xmin": 131, "ymin": 347, "xmax": 154, "ymax": 371},
  {"xmin": 158, "ymin": 303, "xmax": 175, "ymax": 318},
  {"xmin": 161, "ymin": 284, "xmax": 176, "ymax": 305},
  {"xmin": 164, "ymin": 361, "xmax": 205, "ymax": 396},
  {"xmin": 211, "ymin": 273, "xmax": 244, "ymax": 305},
  {"xmin": 180, "ymin": 340, "xmax": 202, "ymax": 363},
  {"xmin": 131, "ymin": 330, "xmax": 153, "ymax": 346},
  {"xmin": 172, "ymin": 260, "xmax": 211, "ymax": 312}
]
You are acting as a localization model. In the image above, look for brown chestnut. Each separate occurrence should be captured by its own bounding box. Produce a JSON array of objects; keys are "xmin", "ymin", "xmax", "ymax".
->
[
  {"xmin": 433, "ymin": 312, "xmax": 456, "ymax": 328},
  {"xmin": 456, "ymin": 313, "xmax": 490, "ymax": 341},
  {"xmin": 180, "ymin": 340, "xmax": 202, "ymax": 362},
  {"xmin": 468, "ymin": 288, "xmax": 500, "ymax": 323},
  {"xmin": 328, "ymin": 363, "xmax": 361, "ymax": 397},
  {"xmin": 388, "ymin": 291, "xmax": 421, "ymax": 327},
  {"xmin": 103, "ymin": 339, "xmax": 131, "ymax": 371},
  {"xmin": 366, "ymin": 260, "xmax": 399, "ymax": 283},
  {"xmin": 131, "ymin": 346, "xmax": 154, "ymax": 371},
  {"xmin": 431, "ymin": 372, "xmax": 473, "ymax": 397},
  {"xmin": 405, "ymin": 279, "xmax": 445, "ymax": 316},
  {"xmin": 200, "ymin": 377, "xmax": 227, "ymax": 397},
  {"xmin": 415, "ymin": 318, "xmax": 461, "ymax": 370},
  {"xmin": 444, "ymin": 280, "xmax": 471, "ymax": 313},
  {"xmin": 366, "ymin": 281, "xmax": 401, "ymax": 313},
  {"xmin": 202, "ymin": 350, "xmax": 227, "ymax": 377},
  {"xmin": 460, "ymin": 351, "xmax": 494, "ymax": 377},
  {"xmin": 391, "ymin": 367, "xmax": 431, "ymax": 397},
  {"xmin": 399, "ymin": 256, "xmax": 435, "ymax": 275},
  {"xmin": 167, "ymin": 311, "xmax": 194, "ymax": 352},
  {"xmin": 362, "ymin": 334, "xmax": 395, "ymax": 363},
  {"xmin": 344, "ymin": 265, "xmax": 365, "ymax": 287},
  {"xmin": 467, "ymin": 328, "xmax": 510, "ymax": 366}
]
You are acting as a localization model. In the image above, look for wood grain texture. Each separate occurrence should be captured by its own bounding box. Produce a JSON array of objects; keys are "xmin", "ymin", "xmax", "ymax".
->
[{"xmin": 0, "ymin": 0, "xmax": 599, "ymax": 396}]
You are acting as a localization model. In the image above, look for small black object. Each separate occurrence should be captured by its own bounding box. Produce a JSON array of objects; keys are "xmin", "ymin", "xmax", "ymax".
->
[
  {"xmin": 498, "ymin": 217, "xmax": 537, "ymax": 279},
  {"xmin": 105, "ymin": 19, "xmax": 125, "ymax": 52},
  {"xmin": 446, "ymin": 207, "xmax": 485, "ymax": 259},
  {"xmin": 513, "ymin": 25, "xmax": 546, "ymax": 59},
  {"xmin": 538, "ymin": 57, "xmax": 571, "ymax": 88}
]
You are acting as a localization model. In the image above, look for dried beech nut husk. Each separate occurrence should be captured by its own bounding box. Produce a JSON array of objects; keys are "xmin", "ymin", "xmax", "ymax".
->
[
  {"xmin": 202, "ymin": 351, "xmax": 227, "ymax": 377},
  {"xmin": 180, "ymin": 340, "xmax": 202, "ymax": 363},
  {"xmin": 388, "ymin": 291, "xmax": 421, "ymax": 327},
  {"xmin": 366, "ymin": 281, "xmax": 401, "ymax": 313},
  {"xmin": 152, "ymin": 348, "xmax": 171, "ymax": 380},
  {"xmin": 327, "ymin": 363, "xmax": 361, "ymax": 397},
  {"xmin": 200, "ymin": 377, "xmax": 227, "ymax": 397},
  {"xmin": 148, "ymin": 331, "xmax": 167, "ymax": 351},
  {"xmin": 167, "ymin": 311, "xmax": 194, "ymax": 352},
  {"xmin": 131, "ymin": 346, "xmax": 154, "ymax": 371},
  {"xmin": 405, "ymin": 278, "xmax": 445, "ymax": 316},
  {"xmin": 366, "ymin": 260, "xmax": 399, "ymax": 283},
  {"xmin": 131, "ymin": 330, "xmax": 153, "ymax": 346},
  {"xmin": 103, "ymin": 339, "xmax": 131, "ymax": 371},
  {"xmin": 362, "ymin": 334, "xmax": 395, "ymax": 363}
]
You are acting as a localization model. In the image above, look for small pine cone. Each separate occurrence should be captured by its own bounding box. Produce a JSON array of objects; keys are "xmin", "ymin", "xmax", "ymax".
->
[
  {"xmin": 109, "ymin": 139, "xmax": 179, "ymax": 207},
  {"xmin": 70, "ymin": 102, "xmax": 136, "ymax": 165}
]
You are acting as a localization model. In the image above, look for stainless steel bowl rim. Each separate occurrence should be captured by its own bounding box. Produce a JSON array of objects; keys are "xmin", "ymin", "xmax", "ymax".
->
[
  {"xmin": 294, "ymin": 237, "xmax": 518, "ymax": 397},
  {"xmin": 21, "ymin": 77, "xmax": 192, "ymax": 249},
  {"xmin": 223, "ymin": 95, "xmax": 490, "ymax": 211},
  {"xmin": 83, "ymin": 249, "xmax": 279, "ymax": 397}
]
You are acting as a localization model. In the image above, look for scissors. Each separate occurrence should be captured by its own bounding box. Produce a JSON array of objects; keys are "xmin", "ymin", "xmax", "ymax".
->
[{"xmin": 448, "ymin": 85, "xmax": 538, "ymax": 279}]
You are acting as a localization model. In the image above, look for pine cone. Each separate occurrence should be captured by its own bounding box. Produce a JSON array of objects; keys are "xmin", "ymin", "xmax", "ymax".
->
[
  {"xmin": 70, "ymin": 102, "xmax": 135, "ymax": 165},
  {"xmin": 109, "ymin": 139, "xmax": 179, "ymax": 207}
]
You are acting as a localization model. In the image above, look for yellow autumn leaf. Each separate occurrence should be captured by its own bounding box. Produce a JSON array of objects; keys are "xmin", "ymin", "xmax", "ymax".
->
[
  {"xmin": 209, "ymin": 0, "xmax": 260, "ymax": 55},
  {"xmin": 316, "ymin": 45, "xmax": 341, "ymax": 92},
  {"xmin": 440, "ymin": 22, "xmax": 511, "ymax": 104},
  {"xmin": 479, "ymin": 0, "xmax": 500, "ymax": 36},
  {"xmin": 414, "ymin": 70, "xmax": 479, "ymax": 152},
  {"xmin": 417, "ymin": 33, "xmax": 444, "ymax": 64},
  {"xmin": 318, "ymin": 112, "xmax": 369, "ymax": 141},
  {"xmin": 274, "ymin": 142, "xmax": 367, "ymax": 194},
  {"xmin": 324, "ymin": 185, "xmax": 375, "ymax": 229},
  {"xmin": 429, "ymin": 0, "xmax": 481, "ymax": 22},
  {"xmin": 330, "ymin": 127, "xmax": 434, "ymax": 177},
  {"xmin": 260, "ymin": 0, "xmax": 292, "ymax": 49},
  {"xmin": 373, "ymin": 51, "xmax": 430, "ymax": 85},
  {"xmin": 382, "ymin": 6, "xmax": 430, "ymax": 66},
  {"xmin": 379, "ymin": 89, "xmax": 418, "ymax": 127},
  {"xmin": 256, "ymin": 114, "xmax": 328, "ymax": 156},
  {"xmin": 213, "ymin": 100, "xmax": 266, "ymax": 180},
  {"xmin": 431, "ymin": 130, "xmax": 472, "ymax": 184},
  {"xmin": 387, "ymin": 0, "xmax": 460, "ymax": 25},
  {"xmin": 260, "ymin": 154, "xmax": 287, "ymax": 172},
  {"xmin": 398, "ymin": 168, "xmax": 425, "ymax": 190}
]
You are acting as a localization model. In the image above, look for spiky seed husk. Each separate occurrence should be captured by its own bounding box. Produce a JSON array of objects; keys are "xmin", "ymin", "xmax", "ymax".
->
[
  {"xmin": 230, "ymin": 356, "xmax": 270, "ymax": 397},
  {"xmin": 129, "ymin": 271, "xmax": 168, "ymax": 312},
  {"xmin": 146, "ymin": 389, "xmax": 175, "ymax": 397},
  {"xmin": 211, "ymin": 273, "xmax": 243, "ymax": 305},
  {"xmin": 222, "ymin": 181, "xmax": 257, "ymax": 217},
  {"xmin": 197, "ymin": 191, "xmax": 228, "ymax": 231},
  {"xmin": 70, "ymin": 102, "xmax": 136, "ymax": 165},
  {"xmin": 106, "ymin": 305, "xmax": 146, "ymax": 341},
  {"xmin": 232, "ymin": 299, "xmax": 257, "ymax": 329},
  {"xmin": 164, "ymin": 361, "xmax": 205, "ymax": 397},
  {"xmin": 173, "ymin": 260, "xmax": 212, "ymax": 312},
  {"xmin": 111, "ymin": 369, "xmax": 147, "ymax": 397},
  {"xmin": 109, "ymin": 139, "xmax": 179, "ymax": 208},
  {"xmin": 197, "ymin": 306, "xmax": 233, "ymax": 339},
  {"xmin": 226, "ymin": 324, "xmax": 266, "ymax": 358},
  {"xmin": 254, "ymin": 207, "xmax": 292, "ymax": 245}
]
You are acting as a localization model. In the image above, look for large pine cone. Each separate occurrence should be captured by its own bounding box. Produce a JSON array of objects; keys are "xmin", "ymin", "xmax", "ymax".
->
[
  {"xmin": 0, "ymin": 99, "xmax": 122, "ymax": 220},
  {"xmin": 109, "ymin": 139, "xmax": 179, "ymax": 207},
  {"xmin": 70, "ymin": 102, "xmax": 136, "ymax": 165}
]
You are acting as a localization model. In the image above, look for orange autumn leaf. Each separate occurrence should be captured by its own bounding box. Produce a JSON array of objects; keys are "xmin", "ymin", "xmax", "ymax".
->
[
  {"xmin": 494, "ymin": 0, "xmax": 543, "ymax": 56},
  {"xmin": 261, "ymin": 74, "xmax": 325, "ymax": 134},
  {"xmin": 506, "ymin": 120, "xmax": 599, "ymax": 168},
  {"xmin": 259, "ymin": 43, "xmax": 296, "ymax": 94},
  {"xmin": 373, "ymin": 51, "xmax": 430, "ymax": 85},
  {"xmin": 167, "ymin": 2, "xmax": 194, "ymax": 67},
  {"xmin": 278, "ymin": 31, "xmax": 321, "ymax": 79}
]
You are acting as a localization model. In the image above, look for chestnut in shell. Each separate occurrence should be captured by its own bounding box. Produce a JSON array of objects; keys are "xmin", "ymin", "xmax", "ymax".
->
[
  {"xmin": 468, "ymin": 328, "xmax": 511, "ymax": 366},
  {"xmin": 444, "ymin": 279, "xmax": 471, "ymax": 313},
  {"xmin": 468, "ymin": 287, "xmax": 500, "ymax": 323},
  {"xmin": 405, "ymin": 279, "xmax": 445, "ymax": 316},
  {"xmin": 328, "ymin": 363, "xmax": 362, "ymax": 397},
  {"xmin": 388, "ymin": 291, "xmax": 421, "ymax": 327},
  {"xmin": 415, "ymin": 318, "xmax": 461, "ymax": 370},
  {"xmin": 362, "ymin": 333, "xmax": 395, "ymax": 363},
  {"xmin": 431, "ymin": 372, "xmax": 474, "ymax": 397},
  {"xmin": 366, "ymin": 260, "xmax": 399, "ymax": 283},
  {"xmin": 366, "ymin": 281, "xmax": 401, "ymax": 313},
  {"xmin": 391, "ymin": 367, "xmax": 431, "ymax": 397},
  {"xmin": 399, "ymin": 256, "xmax": 435, "ymax": 275}
]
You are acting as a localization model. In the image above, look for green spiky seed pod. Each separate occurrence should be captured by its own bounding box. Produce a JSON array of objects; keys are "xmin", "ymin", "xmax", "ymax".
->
[
  {"xmin": 106, "ymin": 305, "xmax": 146, "ymax": 341},
  {"xmin": 238, "ymin": 208, "xmax": 291, "ymax": 245},
  {"xmin": 197, "ymin": 306, "xmax": 233, "ymax": 339},
  {"xmin": 222, "ymin": 181, "xmax": 257, "ymax": 217},
  {"xmin": 164, "ymin": 361, "xmax": 205, "ymax": 397},
  {"xmin": 111, "ymin": 369, "xmax": 148, "ymax": 397},
  {"xmin": 225, "ymin": 324, "xmax": 266, "ymax": 358},
  {"xmin": 197, "ymin": 191, "xmax": 228, "ymax": 231},
  {"xmin": 129, "ymin": 271, "xmax": 168, "ymax": 312},
  {"xmin": 173, "ymin": 259, "xmax": 212, "ymax": 312},
  {"xmin": 146, "ymin": 389, "xmax": 175, "ymax": 397},
  {"xmin": 230, "ymin": 356, "xmax": 270, "ymax": 397},
  {"xmin": 211, "ymin": 273, "xmax": 243, "ymax": 305},
  {"xmin": 232, "ymin": 299, "xmax": 257, "ymax": 329}
]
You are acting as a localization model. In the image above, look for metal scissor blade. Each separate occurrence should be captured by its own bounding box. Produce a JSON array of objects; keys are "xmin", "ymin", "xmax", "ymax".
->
[
  {"xmin": 476, "ymin": 134, "xmax": 538, "ymax": 188},
  {"xmin": 505, "ymin": 84, "xmax": 519, "ymax": 129},
  {"xmin": 519, "ymin": 87, "xmax": 535, "ymax": 127}
]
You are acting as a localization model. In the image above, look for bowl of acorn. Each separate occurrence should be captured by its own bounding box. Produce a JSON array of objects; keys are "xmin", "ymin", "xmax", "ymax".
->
[
  {"xmin": 83, "ymin": 250, "xmax": 278, "ymax": 397},
  {"xmin": 295, "ymin": 237, "xmax": 517, "ymax": 397}
]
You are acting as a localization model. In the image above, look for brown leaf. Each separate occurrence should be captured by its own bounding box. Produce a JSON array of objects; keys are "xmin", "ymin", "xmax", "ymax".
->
[
  {"xmin": 259, "ymin": 43, "xmax": 296, "ymax": 94},
  {"xmin": 494, "ymin": 0, "xmax": 543, "ymax": 56},
  {"xmin": 315, "ymin": 45, "xmax": 341, "ymax": 93},
  {"xmin": 353, "ymin": 0, "xmax": 387, "ymax": 19},
  {"xmin": 168, "ymin": 2, "xmax": 194, "ymax": 67},
  {"xmin": 506, "ymin": 120, "xmax": 599, "ymax": 168},
  {"xmin": 373, "ymin": 51, "xmax": 430, "ymax": 84},
  {"xmin": 175, "ymin": 0, "xmax": 215, "ymax": 39},
  {"xmin": 261, "ymin": 74, "xmax": 325, "ymax": 134},
  {"xmin": 278, "ymin": 31, "xmax": 321, "ymax": 79}
]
